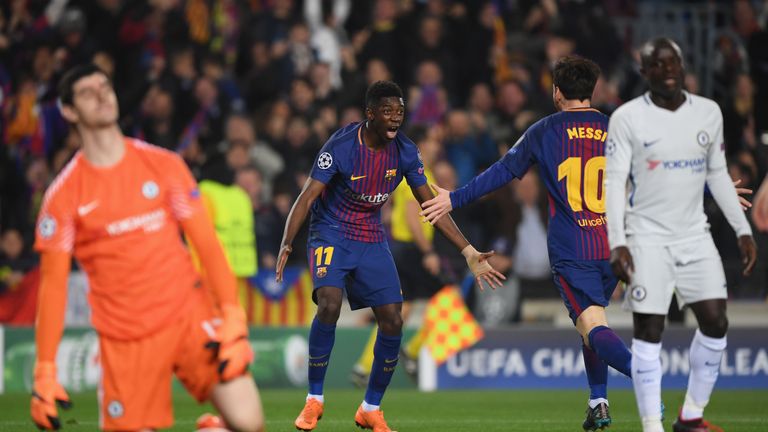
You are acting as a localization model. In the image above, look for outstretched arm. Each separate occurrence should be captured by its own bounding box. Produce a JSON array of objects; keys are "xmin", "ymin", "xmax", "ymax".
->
[
  {"xmin": 411, "ymin": 183, "xmax": 506, "ymax": 290},
  {"xmin": 276, "ymin": 178, "xmax": 326, "ymax": 281},
  {"xmin": 420, "ymin": 160, "xmax": 515, "ymax": 224}
]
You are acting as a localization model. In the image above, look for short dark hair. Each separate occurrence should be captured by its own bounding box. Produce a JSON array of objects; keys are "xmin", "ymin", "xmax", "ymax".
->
[
  {"xmin": 57, "ymin": 64, "xmax": 108, "ymax": 106},
  {"xmin": 365, "ymin": 80, "xmax": 403, "ymax": 109},
  {"xmin": 552, "ymin": 56, "xmax": 601, "ymax": 102}
]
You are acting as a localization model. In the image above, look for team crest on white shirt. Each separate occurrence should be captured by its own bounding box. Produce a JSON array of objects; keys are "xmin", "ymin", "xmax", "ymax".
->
[
  {"xmin": 696, "ymin": 131, "xmax": 710, "ymax": 147},
  {"xmin": 631, "ymin": 285, "xmax": 647, "ymax": 301}
]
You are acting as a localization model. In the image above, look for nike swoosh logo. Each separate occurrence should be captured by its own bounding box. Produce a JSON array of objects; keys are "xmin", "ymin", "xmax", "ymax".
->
[
  {"xmin": 704, "ymin": 361, "xmax": 720, "ymax": 366},
  {"xmin": 350, "ymin": 175, "xmax": 367, "ymax": 181},
  {"xmin": 308, "ymin": 354, "xmax": 328, "ymax": 360},
  {"xmin": 77, "ymin": 201, "xmax": 99, "ymax": 216},
  {"xmin": 637, "ymin": 369, "xmax": 656, "ymax": 374},
  {"xmin": 643, "ymin": 139, "xmax": 661, "ymax": 148},
  {"xmin": 384, "ymin": 358, "xmax": 398, "ymax": 364}
]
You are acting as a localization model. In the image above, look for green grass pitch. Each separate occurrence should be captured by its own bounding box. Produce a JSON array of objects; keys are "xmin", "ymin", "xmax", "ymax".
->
[{"xmin": 1, "ymin": 389, "xmax": 767, "ymax": 431}]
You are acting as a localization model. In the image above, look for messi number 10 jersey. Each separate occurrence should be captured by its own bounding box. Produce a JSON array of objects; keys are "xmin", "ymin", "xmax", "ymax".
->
[{"xmin": 502, "ymin": 108, "xmax": 610, "ymax": 263}]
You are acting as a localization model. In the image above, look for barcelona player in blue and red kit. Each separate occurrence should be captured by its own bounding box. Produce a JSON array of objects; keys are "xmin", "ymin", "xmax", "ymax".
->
[
  {"xmin": 421, "ymin": 57, "xmax": 632, "ymax": 431},
  {"xmin": 277, "ymin": 81, "xmax": 504, "ymax": 432}
]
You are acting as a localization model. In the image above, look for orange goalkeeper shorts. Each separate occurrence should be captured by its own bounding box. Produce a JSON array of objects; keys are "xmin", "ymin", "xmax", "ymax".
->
[{"xmin": 97, "ymin": 288, "xmax": 221, "ymax": 431}]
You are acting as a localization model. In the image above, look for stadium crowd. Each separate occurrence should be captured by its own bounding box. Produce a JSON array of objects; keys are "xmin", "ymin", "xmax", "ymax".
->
[{"xmin": 1, "ymin": 0, "xmax": 767, "ymax": 313}]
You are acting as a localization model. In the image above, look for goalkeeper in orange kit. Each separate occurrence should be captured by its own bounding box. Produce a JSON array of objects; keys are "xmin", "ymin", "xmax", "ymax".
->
[{"xmin": 31, "ymin": 64, "xmax": 264, "ymax": 431}]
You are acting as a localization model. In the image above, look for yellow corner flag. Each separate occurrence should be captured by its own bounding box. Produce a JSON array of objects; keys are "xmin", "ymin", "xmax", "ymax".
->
[{"xmin": 423, "ymin": 285, "xmax": 484, "ymax": 365}]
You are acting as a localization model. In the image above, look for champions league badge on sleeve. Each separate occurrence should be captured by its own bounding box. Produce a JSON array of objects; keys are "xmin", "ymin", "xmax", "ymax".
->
[
  {"xmin": 38, "ymin": 215, "xmax": 57, "ymax": 239},
  {"xmin": 318, "ymin": 152, "xmax": 333, "ymax": 170}
]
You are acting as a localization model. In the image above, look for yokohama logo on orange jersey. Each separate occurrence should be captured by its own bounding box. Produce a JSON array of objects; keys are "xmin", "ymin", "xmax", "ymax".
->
[{"xmin": 105, "ymin": 209, "xmax": 166, "ymax": 236}]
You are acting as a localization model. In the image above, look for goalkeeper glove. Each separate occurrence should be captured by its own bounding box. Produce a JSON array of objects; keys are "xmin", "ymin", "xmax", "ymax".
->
[
  {"xmin": 207, "ymin": 304, "xmax": 254, "ymax": 381},
  {"xmin": 31, "ymin": 362, "xmax": 72, "ymax": 430}
]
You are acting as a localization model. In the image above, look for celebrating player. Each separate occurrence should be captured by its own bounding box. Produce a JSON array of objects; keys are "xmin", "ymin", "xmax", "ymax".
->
[
  {"xmin": 420, "ymin": 56, "xmax": 632, "ymax": 430},
  {"xmin": 277, "ymin": 80, "xmax": 504, "ymax": 432},
  {"xmin": 605, "ymin": 38, "xmax": 757, "ymax": 432},
  {"xmin": 31, "ymin": 64, "xmax": 264, "ymax": 431}
]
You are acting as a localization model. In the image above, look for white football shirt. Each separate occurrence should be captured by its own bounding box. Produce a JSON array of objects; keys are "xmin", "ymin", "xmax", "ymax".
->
[{"xmin": 605, "ymin": 91, "xmax": 751, "ymax": 246}]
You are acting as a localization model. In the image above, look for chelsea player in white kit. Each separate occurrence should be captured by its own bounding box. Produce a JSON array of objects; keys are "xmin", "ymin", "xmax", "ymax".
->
[{"xmin": 605, "ymin": 38, "xmax": 758, "ymax": 432}]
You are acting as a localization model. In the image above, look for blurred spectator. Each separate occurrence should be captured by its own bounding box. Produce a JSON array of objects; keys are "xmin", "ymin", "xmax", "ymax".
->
[
  {"xmin": 713, "ymin": 33, "xmax": 749, "ymax": 101},
  {"xmin": 684, "ymin": 71, "xmax": 700, "ymax": 95},
  {"xmin": 198, "ymin": 156, "xmax": 257, "ymax": 278},
  {"xmin": 443, "ymin": 109, "xmax": 496, "ymax": 186},
  {"xmin": 221, "ymin": 113, "xmax": 284, "ymax": 200},
  {"xmin": 289, "ymin": 77, "xmax": 317, "ymax": 120},
  {"xmin": 138, "ymin": 85, "xmax": 178, "ymax": 150},
  {"xmin": 592, "ymin": 76, "xmax": 621, "ymax": 115},
  {"xmin": 487, "ymin": 80, "xmax": 533, "ymax": 149},
  {"xmin": 304, "ymin": 0, "xmax": 350, "ymax": 89},
  {"xmin": 429, "ymin": 159, "xmax": 474, "ymax": 283},
  {"xmin": 454, "ymin": 2, "xmax": 494, "ymax": 102},
  {"xmin": 0, "ymin": 228, "xmax": 37, "ymax": 294},
  {"xmin": 236, "ymin": 165, "xmax": 282, "ymax": 270},
  {"xmin": 404, "ymin": 14, "xmax": 456, "ymax": 94},
  {"xmin": 509, "ymin": 170, "xmax": 550, "ymax": 282},
  {"xmin": 279, "ymin": 115, "xmax": 318, "ymax": 179},
  {"xmin": 285, "ymin": 21, "xmax": 317, "ymax": 80},
  {"xmin": 309, "ymin": 62, "xmax": 338, "ymax": 107},
  {"xmin": 408, "ymin": 60, "xmax": 448, "ymax": 127},
  {"xmin": 354, "ymin": 0, "xmax": 402, "ymax": 74},
  {"xmin": 723, "ymin": 73, "xmax": 757, "ymax": 156},
  {"xmin": 56, "ymin": 7, "xmax": 95, "ymax": 68},
  {"xmin": 243, "ymin": 40, "xmax": 281, "ymax": 111}
]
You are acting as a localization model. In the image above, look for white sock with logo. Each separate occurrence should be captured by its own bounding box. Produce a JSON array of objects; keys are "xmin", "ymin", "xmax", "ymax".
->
[
  {"xmin": 632, "ymin": 339, "xmax": 663, "ymax": 431},
  {"xmin": 307, "ymin": 394, "xmax": 324, "ymax": 403},
  {"xmin": 681, "ymin": 329, "xmax": 726, "ymax": 421}
]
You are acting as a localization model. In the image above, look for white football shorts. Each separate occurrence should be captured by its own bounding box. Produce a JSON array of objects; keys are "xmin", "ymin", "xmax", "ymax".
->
[{"xmin": 624, "ymin": 234, "xmax": 727, "ymax": 314}]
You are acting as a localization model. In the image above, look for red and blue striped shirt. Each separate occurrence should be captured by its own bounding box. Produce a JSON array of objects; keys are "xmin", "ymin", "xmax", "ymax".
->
[{"xmin": 310, "ymin": 122, "xmax": 427, "ymax": 243}]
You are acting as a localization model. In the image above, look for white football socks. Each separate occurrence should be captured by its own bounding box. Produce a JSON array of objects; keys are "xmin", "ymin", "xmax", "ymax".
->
[
  {"xmin": 632, "ymin": 338, "xmax": 663, "ymax": 431},
  {"xmin": 307, "ymin": 394, "xmax": 324, "ymax": 403},
  {"xmin": 681, "ymin": 329, "xmax": 726, "ymax": 421}
]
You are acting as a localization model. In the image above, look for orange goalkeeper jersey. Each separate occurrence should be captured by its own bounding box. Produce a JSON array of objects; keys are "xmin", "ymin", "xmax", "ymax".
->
[{"xmin": 35, "ymin": 138, "xmax": 205, "ymax": 340}]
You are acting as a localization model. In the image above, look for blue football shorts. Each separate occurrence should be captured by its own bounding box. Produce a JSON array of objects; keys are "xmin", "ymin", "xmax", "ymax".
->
[
  {"xmin": 307, "ymin": 229, "xmax": 402, "ymax": 310},
  {"xmin": 551, "ymin": 260, "xmax": 619, "ymax": 324}
]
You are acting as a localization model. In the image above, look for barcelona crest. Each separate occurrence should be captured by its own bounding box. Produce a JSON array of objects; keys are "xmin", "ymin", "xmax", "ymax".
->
[
  {"xmin": 385, "ymin": 168, "xmax": 397, "ymax": 180},
  {"xmin": 316, "ymin": 267, "xmax": 327, "ymax": 278}
]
